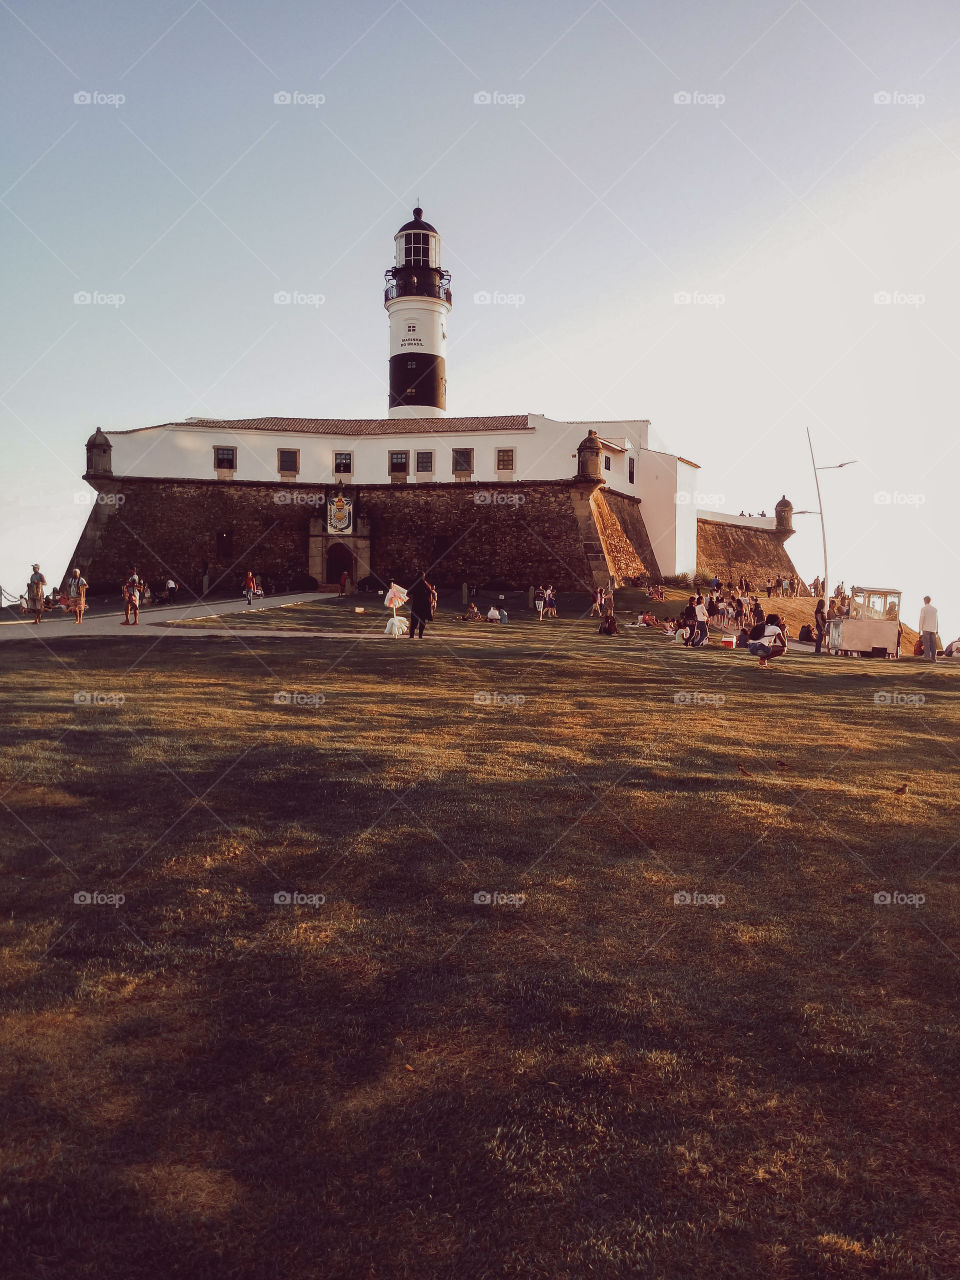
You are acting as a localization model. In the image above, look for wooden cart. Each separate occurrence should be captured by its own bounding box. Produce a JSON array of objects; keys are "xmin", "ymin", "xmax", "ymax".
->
[{"xmin": 827, "ymin": 586, "xmax": 901, "ymax": 658}]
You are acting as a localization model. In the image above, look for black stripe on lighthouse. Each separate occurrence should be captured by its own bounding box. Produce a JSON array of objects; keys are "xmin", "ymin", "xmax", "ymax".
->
[{"xmin": 389, "ymin": 352, "xmax": 446, "ymax": 412}]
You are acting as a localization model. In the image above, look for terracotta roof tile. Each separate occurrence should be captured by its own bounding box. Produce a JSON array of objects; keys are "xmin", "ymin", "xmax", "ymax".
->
[{"xmin": 112, "ymin": 415, "xmax": 532, "ymax": 438}]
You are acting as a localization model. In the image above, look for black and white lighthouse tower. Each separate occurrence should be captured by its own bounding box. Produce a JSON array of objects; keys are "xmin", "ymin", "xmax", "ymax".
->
[{"xmin": 384, "ymin": 208, "xmax": 452, "ymax": 418}]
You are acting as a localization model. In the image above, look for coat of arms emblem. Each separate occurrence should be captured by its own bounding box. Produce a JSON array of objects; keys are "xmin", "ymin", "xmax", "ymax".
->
[{"xmin": 327, "ymin": 493, "xmax": 353, "ymax": 534}]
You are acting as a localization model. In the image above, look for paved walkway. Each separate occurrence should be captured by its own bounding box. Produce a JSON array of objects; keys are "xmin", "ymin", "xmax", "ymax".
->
[{"xmin": 0, "ymin": 592, "xmax": 338, "ymax": 643}]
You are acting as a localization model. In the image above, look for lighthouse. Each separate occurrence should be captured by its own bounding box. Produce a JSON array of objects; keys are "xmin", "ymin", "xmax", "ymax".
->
[{"xmin": 384, "ymin": 208, "xmax": 452, "ymax": 418}]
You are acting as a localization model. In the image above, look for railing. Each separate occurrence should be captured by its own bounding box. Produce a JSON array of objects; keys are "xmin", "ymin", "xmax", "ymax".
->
[{"xmin": 384, "ymin": 270, "xmax": 452, "ymax": 305}]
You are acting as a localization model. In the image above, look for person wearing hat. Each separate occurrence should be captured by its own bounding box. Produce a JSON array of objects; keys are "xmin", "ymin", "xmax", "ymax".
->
[{"xmin": 27, "ymin": 564, "xmax": 46, "ymax": 624}]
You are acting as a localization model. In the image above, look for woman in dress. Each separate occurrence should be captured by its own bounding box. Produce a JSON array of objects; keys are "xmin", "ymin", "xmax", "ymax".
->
[{"xmin": 67, "ymin": 568, "xmax": 87, "ymax": 625}]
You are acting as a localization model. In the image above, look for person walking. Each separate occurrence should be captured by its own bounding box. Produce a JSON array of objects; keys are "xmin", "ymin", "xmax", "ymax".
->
[
  {"xmin": 919, "ymin": 596, "xmax": 939, "ymax": 662},
  {"xmin": 534, "ymin": 585, "xmax": 546, "ymax": 620},
  {"xmin": 407, "ymin": 569, "xmax": 435, "ymax": 640},
  {"xmin": 165, "ymin": 577, "xmax": 178, "ymax": 604},
  {"xmin": 27, "ymin": 564, "xmax": 46, "ymax": 624},
  {"xmin": 122, "ymin": 568, "xmax": 141, "ymax": 626},
  {"xmin": 813, "ymin": 597, "xmax": 827, "ymax": 654},
  {"xmin": 589, "ymin": 587, "xmax": 602, "ymax": 617},
  {"xmin": 243, "ymin": 570, "xmax": 256, "ymax": 606},
  {"xmin": 338, "ymin": 569, "xmax": 348, "ymax": 598},
  {"xmin": 67, "ymin": 567, "xmax": 87, "ymax": 625},
  {"xmin": 694, "ymin": 595, "xmax": 709, "ymax": 647},
  {"xmin": 545, "ymin": 585, "xmax": 557, "ymax": 619}
]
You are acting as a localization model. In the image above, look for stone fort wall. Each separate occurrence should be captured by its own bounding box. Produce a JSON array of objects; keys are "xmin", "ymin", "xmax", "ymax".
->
[
  {"xmin": 696, "ymin": 518, "xmax": 806, "ymax": 591},
  {"xmin": 67, "ymin": 475, "xmax": 658, "ymax": 596}
]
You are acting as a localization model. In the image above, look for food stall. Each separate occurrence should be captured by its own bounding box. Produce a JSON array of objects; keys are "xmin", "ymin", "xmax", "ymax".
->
[{"xmin": 826, "ymin": 586, "xmax": 902, "ymax": 658}]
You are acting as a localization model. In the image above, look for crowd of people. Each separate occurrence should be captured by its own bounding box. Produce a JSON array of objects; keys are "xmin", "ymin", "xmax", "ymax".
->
[
  {"xmin": 533, "ymin": 585, "xmax": 558, "ymax": 619},
  {"xmin": 616, "ymin": 592, "xmax": 788, "ymax": 666},
  {"xmin": 18, "ymin": 563, "xmax": 182, "ymax": 627},
  {"xmin": 15, "ymin": 559, "xmax": 957, "ymax": 663},
  {"xmin": 21, "ymin": 564, "xmax": 90, "ymax": 626}
]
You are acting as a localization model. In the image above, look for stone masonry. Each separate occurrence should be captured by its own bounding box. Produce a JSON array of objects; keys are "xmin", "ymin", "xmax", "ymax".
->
[{"xmin": 66, "ymin": 474, "xmax": 658, "ymax": 596}]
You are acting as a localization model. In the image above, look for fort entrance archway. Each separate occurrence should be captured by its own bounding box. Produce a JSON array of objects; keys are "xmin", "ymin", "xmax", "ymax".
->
[{"xmin": 326, "ymin": 542, "xmax": 354, "ymax": 585}]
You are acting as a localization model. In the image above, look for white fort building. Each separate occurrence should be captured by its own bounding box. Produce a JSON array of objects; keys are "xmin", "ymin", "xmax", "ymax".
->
[{"xmin": 75, "ymin": 209, "xmax": 800, "ymax": 592}]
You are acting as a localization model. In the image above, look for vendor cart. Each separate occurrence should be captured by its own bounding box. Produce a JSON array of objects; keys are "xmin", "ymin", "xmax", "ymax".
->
[{"xmin": 827, "ymin": 585, "xmax": 901, "ymax": 658}]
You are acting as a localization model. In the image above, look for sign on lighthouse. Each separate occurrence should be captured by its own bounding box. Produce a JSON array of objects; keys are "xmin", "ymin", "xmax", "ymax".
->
[{"xmin": 383, "ymin": 208, "xmax": 452, "ymax": 418}]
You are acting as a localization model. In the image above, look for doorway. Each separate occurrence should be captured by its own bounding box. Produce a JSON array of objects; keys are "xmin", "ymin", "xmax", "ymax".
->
[{"xmin": 326, "ymin": 542, "xmax": 354, "ymax": 585}]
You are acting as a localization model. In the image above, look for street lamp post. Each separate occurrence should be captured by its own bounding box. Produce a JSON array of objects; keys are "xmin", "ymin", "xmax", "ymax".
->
[{"xmin": 801, "ymin": 428, "xmax": 857, "ymax": 600}]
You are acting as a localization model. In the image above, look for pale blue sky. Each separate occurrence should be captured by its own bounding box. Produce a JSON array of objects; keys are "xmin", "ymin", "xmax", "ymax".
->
[{"xmin": 2, "ymin": 0, "xmax": 959, "ymax": 634}]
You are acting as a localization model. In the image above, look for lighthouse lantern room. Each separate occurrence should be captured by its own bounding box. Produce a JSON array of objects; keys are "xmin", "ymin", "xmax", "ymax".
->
[{"xmin": 384, "ymin": 208, "xmax": 452, "ymax": 418}]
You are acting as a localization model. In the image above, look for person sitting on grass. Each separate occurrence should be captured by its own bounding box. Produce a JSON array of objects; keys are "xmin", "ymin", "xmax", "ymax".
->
[
  {"xmin": 748, "ymin": 613, "xmax": 787, "ymax": 668},
  {"xmin": 486, "ymin": 605, "xmax": 500, "ymax": 622},
  {"xmin": 736, "ymin": 625, "xmax": 752, "ymax": 648},
  {"xmin": 598, "ymin": 611, "xmax": 620, "ymax": 636},
  {"xmin": 457, "ymin": 602, "xmax": 482, "ymax": 622}
]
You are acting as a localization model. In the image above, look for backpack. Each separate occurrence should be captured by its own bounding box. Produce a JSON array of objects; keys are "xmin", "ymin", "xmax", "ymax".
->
[
  {"xmin": 749, "ymin": 622, "xmax": 766, "ymax": 642},
  {"xmin": 798, "ymin": 624, "xmax": 813, "ymax": 643}
]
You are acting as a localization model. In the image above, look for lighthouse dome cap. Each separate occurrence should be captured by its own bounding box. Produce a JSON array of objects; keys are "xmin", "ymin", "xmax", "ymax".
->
[{"xmin": 397, "ymin": 207, "xmax": 437, "ymax": 234}]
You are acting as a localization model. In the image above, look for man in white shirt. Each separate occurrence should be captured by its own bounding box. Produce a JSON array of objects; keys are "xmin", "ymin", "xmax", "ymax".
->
[
  {"xmin": 919, "ymin": 596, "xmax": 938, "ymax": 662},
  {"xmin": 694, "ymin": 597, "xmax": 709, "ymax": 647}
]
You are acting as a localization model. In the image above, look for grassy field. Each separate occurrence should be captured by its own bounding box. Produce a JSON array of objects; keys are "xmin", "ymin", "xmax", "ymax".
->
[{"xmin": 1, "ymin": 600, "xmax": 958, "ymax": 1278}]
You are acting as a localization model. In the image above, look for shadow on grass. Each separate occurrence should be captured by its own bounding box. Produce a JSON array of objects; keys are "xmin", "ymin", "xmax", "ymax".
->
[{"xmin": 0, "ymin": 639, "xmax": 958, "ymax": 1277}]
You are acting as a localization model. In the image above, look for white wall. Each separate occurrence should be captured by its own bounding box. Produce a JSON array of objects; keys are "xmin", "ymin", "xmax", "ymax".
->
[
  {"xmin": 633, "ymin": 450, "xmax": 680, "ymax": 575},
  {"xmin": 104, "ymin": 414, "xmax": 658, "ymax": 493},
  {"xmin": 107, "ymin": 425, "xmax": 541, "ymax": 486},
  {"xmin": 386, "ymin": 297, "xmax": 446, "ymax": 359},
  {"xmin": 675, "ymin": 461, "xmax": 699, "ymax": 576}
]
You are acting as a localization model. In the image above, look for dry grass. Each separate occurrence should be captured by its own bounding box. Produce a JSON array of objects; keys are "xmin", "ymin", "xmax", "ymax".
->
[{"xmin": 0, "ymin": 607, "xmax": 957, "ymax": 1278}]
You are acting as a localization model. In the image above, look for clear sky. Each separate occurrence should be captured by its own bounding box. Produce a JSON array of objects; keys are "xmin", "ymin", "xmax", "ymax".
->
[{"xmin": 2, "ymin": 0, "xmax": 958, "ymax": 636}]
